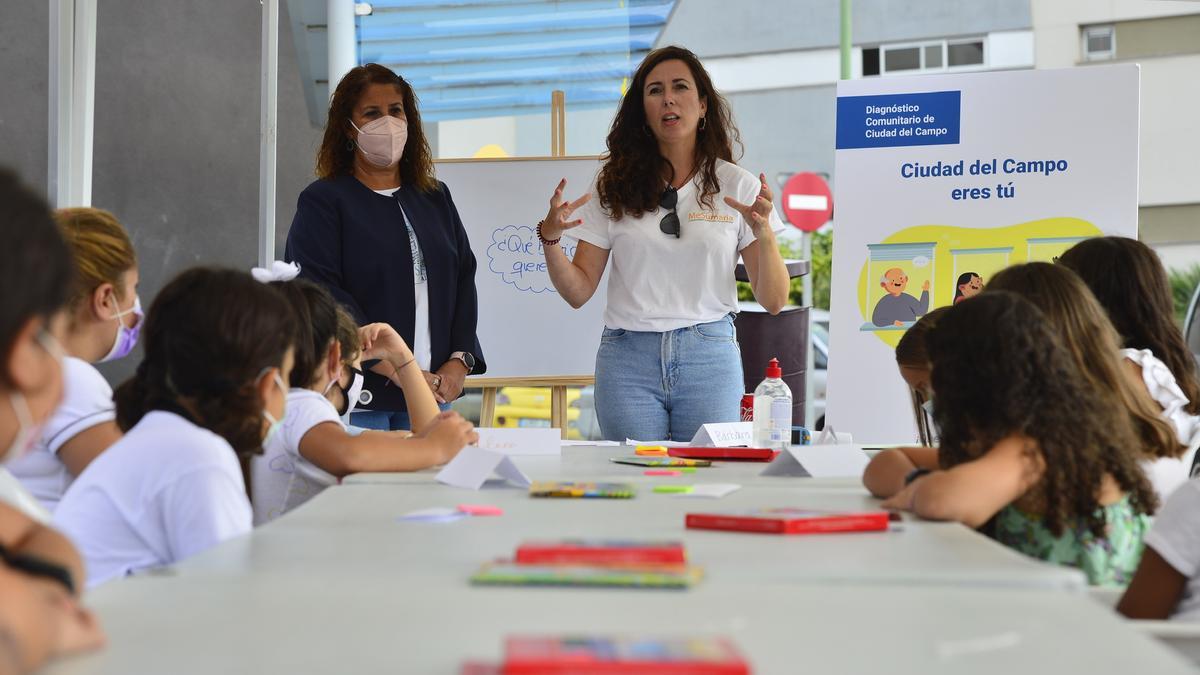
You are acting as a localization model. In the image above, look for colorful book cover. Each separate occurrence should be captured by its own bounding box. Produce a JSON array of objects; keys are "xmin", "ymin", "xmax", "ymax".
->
[
  {"xmin": 470, "ymin": 563, "xmax": 702, "ymax": 589},
  {"xmin": 514, "ymin": 540, "xmax": 686, "ymax": 566},
  {"xmin": 685, "ymin": 507, "xmax": 890, "ymax": 535},
  {"xmin": 501, "ymin": 636, "xmax": 750, "ymax": 674},
  {"xmin": 528, "ymin": 481, "xmax": 636, "ymax": 499},
  {"xmin": 609, "ymin": 457, "xmax": 712, "ymax": 468}
]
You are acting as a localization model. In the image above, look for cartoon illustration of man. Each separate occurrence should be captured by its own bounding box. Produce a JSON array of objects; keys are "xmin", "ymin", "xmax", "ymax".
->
[{"xmin": 871, "ymin": 267, "xmax": 930, "ymax": 327}]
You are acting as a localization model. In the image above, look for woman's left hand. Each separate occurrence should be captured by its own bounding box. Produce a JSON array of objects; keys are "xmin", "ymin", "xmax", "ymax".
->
[
  {"xmin": 723, "ymin": 173, "xmax": 775, "ymax": 240},
  {"xmin": 434, "ymin": 360, "xmax": 468, "ymax": 403}
]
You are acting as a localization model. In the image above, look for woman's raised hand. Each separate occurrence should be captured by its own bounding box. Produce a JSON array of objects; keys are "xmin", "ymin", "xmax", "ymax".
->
[
  {"xmin": 723, "ymin": 172, "xmax": 775, "ymax": 238},
  {"xmin": 541, "ymin": 179, "xmax": 591, "ymax": 241}
]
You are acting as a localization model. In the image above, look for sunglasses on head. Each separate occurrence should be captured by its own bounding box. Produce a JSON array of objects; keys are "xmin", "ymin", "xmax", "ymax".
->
[{"xmin": 659, "ymin": 185, "xmax": 680, "ymax": 238}]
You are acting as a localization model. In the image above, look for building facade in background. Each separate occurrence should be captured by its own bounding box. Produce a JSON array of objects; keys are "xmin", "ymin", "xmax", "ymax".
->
[{"xmin": 1031, "ymin": 0, "xmax": 1200, "ymax": 269}]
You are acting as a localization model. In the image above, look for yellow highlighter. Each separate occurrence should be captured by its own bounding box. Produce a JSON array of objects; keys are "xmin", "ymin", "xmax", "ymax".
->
[
  {"xmin": 653, "ymin": 485, "xmax": 693, "ymax": 494},
  {"xmin": 635, "ymin": 445, "xmax": 669, "ymax": 456}
]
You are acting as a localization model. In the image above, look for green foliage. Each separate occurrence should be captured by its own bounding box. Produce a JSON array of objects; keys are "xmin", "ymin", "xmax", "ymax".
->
[
  {"xmin": 1168, "ymin": 264, "xmax": 1200, "ymax": 327},
  {"xmin": 737, "ymin": 229, "xmax": 833, "ymax": 310}
]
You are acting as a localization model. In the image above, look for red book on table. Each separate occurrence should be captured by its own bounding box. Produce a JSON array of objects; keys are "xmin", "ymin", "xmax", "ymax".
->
[
  {"xmin": 514, "ymin": 540, "xmax": 686, "ymax": 566},
  {"xmin": 501, "ymin": 636, "xmax": 750, "ymax": 675},
  {"xmin": 666, "ymin": 447, "xmax": 778, "ymax": 461},
  {"xmin": 685, "ymin": 508, "xmax": 889, "ymax": 535}
]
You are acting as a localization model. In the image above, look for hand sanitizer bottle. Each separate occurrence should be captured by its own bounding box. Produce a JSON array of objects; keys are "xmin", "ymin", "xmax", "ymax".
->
[{"xmin": 752, "ymin": 358, "xmax": 792, "ymax": 451}]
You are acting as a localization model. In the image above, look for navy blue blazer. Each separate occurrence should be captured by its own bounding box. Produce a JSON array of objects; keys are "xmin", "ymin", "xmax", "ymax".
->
[{"xmin": 284, "ymin": 174, "xmax": 486, "ymax": 413}]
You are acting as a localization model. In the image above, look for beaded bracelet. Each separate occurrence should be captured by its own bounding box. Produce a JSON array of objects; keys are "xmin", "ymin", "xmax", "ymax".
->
[{"xmin": 536, "ymin": 220, "xmax": 561, "ymax": 247}]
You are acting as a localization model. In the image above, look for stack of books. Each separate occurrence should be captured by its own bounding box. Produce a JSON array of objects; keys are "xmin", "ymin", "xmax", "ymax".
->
[
  {"xmin": 470, "ymin": 539, "xmax": 701, "ymax": 589},
  {"xmin": 462, "ymin": 636, "xmax": 751, "ymax": 674}
]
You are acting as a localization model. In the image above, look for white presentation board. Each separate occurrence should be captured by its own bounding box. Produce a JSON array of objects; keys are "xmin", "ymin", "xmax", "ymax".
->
[
  {"xmin": 435, "ymin": 157, "xmax": 607, "ymax": 378},
  {"xmin": 826, "ymin": 65, "xmax": 1140, "ymax": 444}
]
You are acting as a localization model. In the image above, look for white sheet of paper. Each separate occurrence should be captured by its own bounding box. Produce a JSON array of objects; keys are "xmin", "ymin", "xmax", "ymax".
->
[
  {"xmin": 561, "ymin": 440, "xmax": 621, "ymax": 447},
  {"xmin": 761, "ymin": 444, "xmax": 871, "ymax": 478},
  {"xmin": 435, "ymin": 446, "xmax": 532, "ymax": 490},
  {"xmin": 690, "ymin": 422, "xmax": 753, "ymax": 447},
  {"xmin": 673, "ymin": 483, "xmax": 742, "ymax": 499},
  {"xmin": 815, "ymin": 427, "xmax": 853, "ymax": 446},
  {"xmin": 398, "ymin": 507, "xmax": 468, "ymax": 523},
  {"xmin": 625, "ymin": 439, "xmax": 692, "ymax": 447},
  {"xmin": 474, "ymin": 427, "xmax": 561, "ymax": 456}
]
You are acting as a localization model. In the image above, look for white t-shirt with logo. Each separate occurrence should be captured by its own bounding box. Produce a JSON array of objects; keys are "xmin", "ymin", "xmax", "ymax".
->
[
  {"xmin": 251, "ymin": 389, "xmax": 342, "ymax": 525},
  {"xmin": 54, "ymin": 411, "xmax": 252, "ymax": 587},
  {"xmin": 569, "ymin": 159, "xmax": 786, "ymax": 332},
  {"xmin": 376, "ymin": 187, "xmax": 432, "ymax": 370},
  {"xmin": 7, "ymin": 356, "xmax": 115, "ymax": 512},
  {"xmin": 1144, "ymin": 478, "xmax": 1200, "ymax": 620}
]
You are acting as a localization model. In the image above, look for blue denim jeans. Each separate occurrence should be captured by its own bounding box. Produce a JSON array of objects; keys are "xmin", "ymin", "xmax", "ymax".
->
[
  {"xmin": 594, "ymin": 313, "xmax": 744, "ymax": 442},
  {"xmin": 350, "ymin": 403, "xmax": 452, "ymax": 431}
]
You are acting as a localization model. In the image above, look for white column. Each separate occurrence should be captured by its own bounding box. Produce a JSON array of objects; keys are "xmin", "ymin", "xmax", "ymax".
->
[
  {"xmin": 259, "ymin": 0, "xmax": 279, "ymax": 267},
  {"xmin": 327, "ymin": 0, "xmax": 357, "ymax": 96},
  {"xmin": 48, "ymin": 0, "xmax": 96, "ymax": 207}
]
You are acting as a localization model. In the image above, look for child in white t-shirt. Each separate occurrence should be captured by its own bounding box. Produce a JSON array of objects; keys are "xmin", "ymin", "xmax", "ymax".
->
[
  {"xmin": 1119, "ymin": 477, "xmax": 1200, "ymax": 619},
  {"xmin": 55, "ymin": 268, "xmax": 297, "ymax": 587},
  {"xmin": 8, "ymin": 207, "xmax": 142, "ymax": 511},
  {"xmin": 251, "ymin": 278, "xmax": 476, "ymax": 525}
]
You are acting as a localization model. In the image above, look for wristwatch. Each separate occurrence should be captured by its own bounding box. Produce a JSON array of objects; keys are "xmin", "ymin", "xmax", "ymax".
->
[{"xmin": 450, "ymin": 351, "xmax": 476, "ymax": 374}]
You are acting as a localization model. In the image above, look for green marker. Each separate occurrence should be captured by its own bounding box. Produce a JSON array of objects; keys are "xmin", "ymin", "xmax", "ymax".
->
[
  {"xmin": 680, "ymin": 467, "xmax": 697, "ymax": 474},
  {"xmin": 653, "ymin": 485, "xmax": 693, "ymax": 494}
]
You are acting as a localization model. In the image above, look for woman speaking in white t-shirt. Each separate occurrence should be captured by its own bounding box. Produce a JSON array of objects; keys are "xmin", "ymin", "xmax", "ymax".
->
[{"xmin": 538, "ymin": 45, "xmax": 790, "ymax": 442}]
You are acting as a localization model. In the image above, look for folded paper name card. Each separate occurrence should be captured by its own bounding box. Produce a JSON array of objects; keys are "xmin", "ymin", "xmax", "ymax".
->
[
  {"xmin": 690, "ymin": 422, "xmax": 753, "ymax": 447},
  {"xmin": 760, "ymin": 444, "xmax": 871, "ymax": 478},
  {"xmin": 474, "ymin": 428, "xmax": 561, "ymax": 456},
  {"xmin": 436, "ymin": 446, "xmax": 533, "ymax": 490}
]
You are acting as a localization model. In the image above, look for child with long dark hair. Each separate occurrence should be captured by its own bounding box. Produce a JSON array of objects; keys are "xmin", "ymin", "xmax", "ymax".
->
[
  {"xmin": 54, "ymin": 268, "xmax": 296, "ymax": 587},
  {"xmin": 1058, "ymin": 237, "xmax": 1200, "ymax": 449},
  {"xmin": 251, "ymin": 277, "xmax": 476, "ymax": 525},
  {"xmin": 882, "ymin": 292, "xmax": 1156, "ymax": 586},
  {"xmin": 986, "ymin": 263, "xmax": 1188, "ymax": 499}
]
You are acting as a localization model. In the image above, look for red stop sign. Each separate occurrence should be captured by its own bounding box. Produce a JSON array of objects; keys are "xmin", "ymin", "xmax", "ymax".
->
[{"xmin": 781, "ymin": 172, "xmax": 833, "ymax": 232}]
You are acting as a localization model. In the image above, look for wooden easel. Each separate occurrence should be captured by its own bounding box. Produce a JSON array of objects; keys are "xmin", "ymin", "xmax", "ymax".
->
[
  {"xmin": 472, "ymin": 375, "xmax": 595, "ymax": 438},
  {"xmin": 467, "ymin": 91, "xmax": 594, "ymax": 439}
]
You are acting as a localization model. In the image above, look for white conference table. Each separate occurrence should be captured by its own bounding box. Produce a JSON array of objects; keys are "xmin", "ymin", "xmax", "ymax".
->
[
  {"xmin": 42, "ymin": 444, "xmax": 1196, "ymax": 674},
  {"xmin": 343, "ymin": 444, "xmax": 868, "ymax": 490},
  {"xmin": 178, "ymin": 480, "xmax": 1087, "ymax": 590},
  {"xmin": 47, "ymin": 575, "xmax": 1195, "ymax": 675}
]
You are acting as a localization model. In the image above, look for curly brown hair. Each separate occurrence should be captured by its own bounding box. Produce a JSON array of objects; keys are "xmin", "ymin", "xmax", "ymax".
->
[
  {"xmin": 316, "ymin": 63, "xmax": 437, "ymax": 193},
  {"xmin": 926, "ymin": 292, "xmax": 1156, "ymax": 538},
  {"xmin": 1058, "ymin": 236, "xmax": 1200, "ymax": 415},
  {"xmin": 987, "ymin": 262, "xmax": 1182, "ymax": 461},
  {"xmin": 596, "ymin": 45, "xmax": 740, "ymax": 220}
]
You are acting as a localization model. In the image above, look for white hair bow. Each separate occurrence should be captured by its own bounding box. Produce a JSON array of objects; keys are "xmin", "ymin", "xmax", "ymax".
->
[{"xmin": 251, "ymin": 260, "xmax": 301, "ymax": 283}]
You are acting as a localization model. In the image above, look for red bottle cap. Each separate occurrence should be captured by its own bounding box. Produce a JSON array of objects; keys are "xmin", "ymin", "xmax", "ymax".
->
[{"xmin": 765, "ymin": 358, "xmax": 782, "ymax": 378}]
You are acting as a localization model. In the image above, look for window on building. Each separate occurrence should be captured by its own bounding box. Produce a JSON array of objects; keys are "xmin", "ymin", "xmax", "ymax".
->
[
  {"xmin": 947, "ymin": 40, "xmax": 984, "ymax": 67},
  {"xmin": 862, "ymin": 47, "xmax": 881, "ymax": 76},
  {"xmin": 1082, "ymin": 25, "xmax": 1115, "ymax": 61},
  {"xmin": 863, "ymin": 38, "xmax": 986, "ymax": 77}
]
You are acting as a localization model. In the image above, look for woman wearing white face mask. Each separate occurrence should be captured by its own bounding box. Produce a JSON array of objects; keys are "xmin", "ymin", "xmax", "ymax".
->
[
  {"xmin": 0, "ymin": 168, "xmax": 105, "ymax": 672},
  {"xmin": 7, "ymin": 208, "xmax": 140, "ymax": 512},
  {"xmin": 54, "ymin": 268, "xmax": 296, "ymax": 587},
  {"xmin": 285, "ymin": 63, "xmax": 486, "ymax": 433}
]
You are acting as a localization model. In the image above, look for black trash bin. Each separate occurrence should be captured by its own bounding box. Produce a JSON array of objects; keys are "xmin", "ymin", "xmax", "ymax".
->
[{"xmin": 733, "ymin": 260, "xmax": 811, "ymax": 426}]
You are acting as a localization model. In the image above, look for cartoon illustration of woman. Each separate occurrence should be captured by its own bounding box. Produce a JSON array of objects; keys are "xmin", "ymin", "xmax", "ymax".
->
[{"xmin": 953, "ymin": 272, "xmax": 983, "ymax": 304}]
